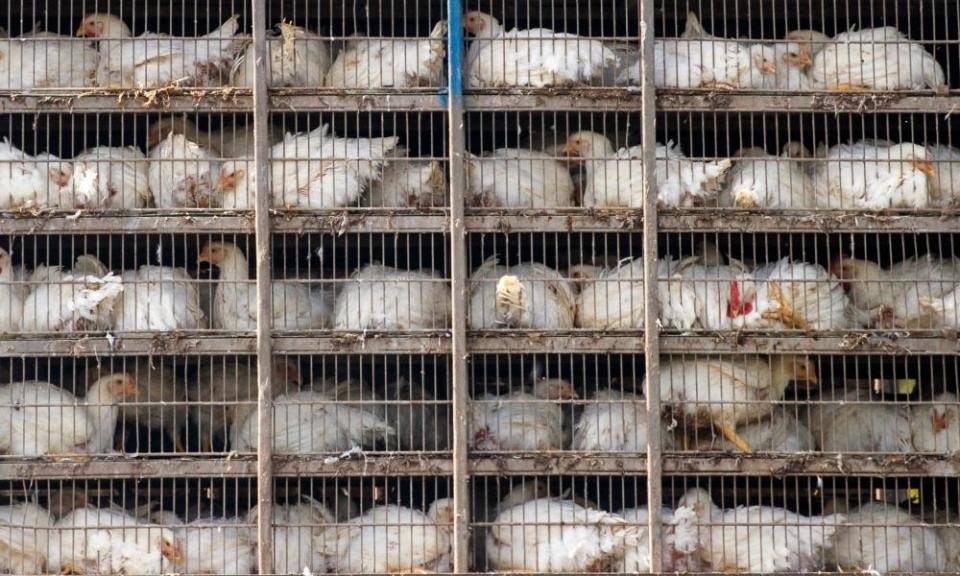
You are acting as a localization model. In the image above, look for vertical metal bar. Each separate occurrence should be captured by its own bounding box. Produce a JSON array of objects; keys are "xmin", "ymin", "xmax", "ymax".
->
[
  {"xmin": 640, "ymin": 0, "xmax": 662, "ymax": 572},
  {"xmin": 251, "ymin": 0, "xmax": 274, "ymax": 571},
  {"xmin": 447, "ymin": 0, "xmax": 471, "ymax": 572}
]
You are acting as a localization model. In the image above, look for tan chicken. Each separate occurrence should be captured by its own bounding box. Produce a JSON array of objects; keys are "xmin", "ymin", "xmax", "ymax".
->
[
  {"xmin": 470, "ymin": 379, "xmax": 577, "ymax": 451},
  {"xmin": 189, "ymin": 357, "xmax": 301, "ymax": 452},
  {"xmin": 468, "ymin": 257, "xmax": 576, "ymax": 329},
  {"xmin": 656, "ymin": 356, "xmax": 818, "ymax": 453},
  {"xmin": 0, "ymin": 373, "xmax": 137, "ymax": 456}
]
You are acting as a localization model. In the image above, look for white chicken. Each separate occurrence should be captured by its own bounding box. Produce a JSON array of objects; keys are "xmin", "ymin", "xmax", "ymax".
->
[
  {"xmin": 487, "ymin": 496, "xmax": 635, "ymax": 572},
  {"xmin": 615, "ymin": 506, "xmax": 701, "ymax": 573},
  {"xmin": 325, "ymin": 20, "xmax": 447, "ymax": 89},
  {"xmin": 0, "ymin": 502, "xmax": 55, "ymax": 574},
  {"xmin": 728, "ymin": 258, "xmax": 855, "ymax": 331},
  {"xmin": 911, "ymin": 392, "xmax": 959, "ymax": 454},
  {"xmin": 470, "ymin": 378, "xmax": 577, "ymax": 451},
  {"xmin": 76, "ymin": 13, "xmax": 244, "ymax": 89},
  {"xmin": 148, "ymin": 132, "xmax": 220, "ymax": 208},
  {"xmin": 113, "ymin": 265, "xmax": 204, "ymax": 331},
  {"xmin": 812, "ymin": 141, "xmax": 937, "ymax": 209},
  {"xmin": 691, "ymin": 410, "xmax": 816, "ymax": 452},
  {"xmin": 332, "ymin": 263, "xmax": 451, "ymax": 330},
  {"xmin": 229, "ymin": 389, "xmax": 395, "ymax": 454},
  {"xmin": 0, "ymin": 373, "xmax": 136, "ymax": 456},
  {"xmin": 788, "ymin": 27, "xmax": 947, "ymax": 91},
  {"xmin": 248, "ymin": 499, "xmax": 331, "ymax": 574},
  {"xmin": 21, "ymin": 256, "xmax": 124, "ymax": 332},
  {"xmin": 0, "ymin": 247, "xmax": 22, "ymax": 333},
  {"xmin": 0, "ymin": 31, "xmax": 98, "ymax": 88},
  {"xmin": 464, "ymin": 11, "xmax": 617, "ymax": 88},
  {"xmin": 674, "ymin": 253, "xmax": 751, "ymax": 330},
  {"xmin": 232, "ymin": 22, "xmax": 331, "ymax": 87},
  {"xmin": 562, "ymin": 131, "xmax": 733, "ymax": 208},
  {"xmin": 641, "ymin": 13, "xmax": 776, "ymax": 90},
  {"xmin": 679, "ymin": 487, "xmax": 844, "ymax": 573},
  {"xmin": 66, "ymin": 146, "xmax": 152, "ymax": 209},
  {"xmin": 719, "ymin": 143, "xmax": 816, "ymax": 208},
  {"xmin": 656, "ymin": 355, "xmax": 818, "ymax": 453},
  {"xmin": 199, "ymin": 242, "xmax": 325, "ymax": 331},
  {"xmin": 366, "ymin": 147, "xmax": 447, "ymax": 208},
  {"xmin": 806, "ymin": 387, "xmax": 913, "ymax": 453},
  {"xmin": 172, "ymin": 516, "xmax": 255, "ymax": 576},
  {"xmin": 147, "ymin": 117, "xmax": 284, "ymax": 159},
  {"xmin": 575, "ymin": 256, "xmax": 698, "ymax": 330},
  {"xmin": 830, "ymin": 501, "xmax": 948, "ymax": 573},
  {"xmin": 927, "ymin": 144, "xmax": 960, "ymax": 207},
  {"xmin": 770, "ymin": 41, "xmax": 815, "ymax": 90},
  {"xmin": 465, "ymin": 148, "xmax": 576, "ymax": 208},
  {"xmin": 572, "ymin": 389, "xmax": 676, "ymax": 451},
  {"xmin": 468, "ymin": 258, "xmax": 576, "ymax": 329},
  {"xmin": 0, "ymin": 138, "xmax": 72, "ymax": 209},
  {"xmin": 189, "ymin": 357, "xmax": 301, "ymax": 452},
  {"xmin": 830, "ymin": 254, "xmax": 960, "ymax": 328},
  {"xmin": 217, "ymin": 124, "xmax": 399, "ymax": 209},
  {"xmin": 50, "ymin": 507, "xmax": 183, "ymax": 575},
  {"xmin": 88, "ymin": 362, "xmax": 187, "ymax": 453},
  {"xmin": 318, "ymin": 498, "xmax": 453, "ymax": 573}
]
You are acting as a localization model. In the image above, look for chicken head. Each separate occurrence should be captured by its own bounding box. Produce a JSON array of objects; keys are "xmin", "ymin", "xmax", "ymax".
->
[
  {"xmin": 560, "ymin": 131, "xmax": 615, "ymax": 164},
  {"xmin": 676, "ymin": 487, "xmax": 720, "ymax": 521},
  {"xmin": 426, "ymin": 497, "xmax": 456, "ymax": 525},
  {"xmin": 160, "ymin": 536, "xmax": 184, "ymax": 564},
  {"xmin": 780, "ymin": 356, "xmax": 819, "ymax": 386},
  {"xmin": 463, "ymin": 11, "xmax": 501, "ymax": 37},
  {"xmin": 198, "ymin": 242, "xmax": 238, "ymax": 267},
  {"xmin": 76, "ymin": 13, "xmax": 132, "ymax": 38},
  {"xmin": 531, "ymin": 378, "xmax": 579, "ymax": 400},
  {"xmin": 104, "ymin": 373, "xmax": 139, "ymax": 398},
  {"xmin": 780, "ymin": 43, "xmax": 813, "ymax": 68}
]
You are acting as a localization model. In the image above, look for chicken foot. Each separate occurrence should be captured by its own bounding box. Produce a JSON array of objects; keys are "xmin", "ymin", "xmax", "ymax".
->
[
  {"xmin": 717, "ymin": 423, "xmax": 753, "ymax": 453},
  {"xmin": 701, "ymin": 80, "xmax": 737, "ymax": 90},
  {"xmin": 763, "ymin": 283, "xmax": 809, "ymax": 330},
  {"xmin": 59, "ymin": 562, "xmax": 85, "ymax": 575}
]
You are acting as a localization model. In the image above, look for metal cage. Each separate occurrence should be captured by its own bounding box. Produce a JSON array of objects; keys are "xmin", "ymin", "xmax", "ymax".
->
[{"xmin": 0, "ymin": 0, "xmax": 956, "ymax": 574}]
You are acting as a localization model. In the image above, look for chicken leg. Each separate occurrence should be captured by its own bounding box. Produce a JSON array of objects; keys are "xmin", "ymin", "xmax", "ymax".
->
[
  {"xmin": 702, "ymin": 80, "xmax": 737, "ymax": 90},
  {"xmin": 60, "ymin": 563, "xmax": 85, "ymax": 575},
  {"xmin": 718, "ymin": 423, "xmax": 753, "ymax": 453}
]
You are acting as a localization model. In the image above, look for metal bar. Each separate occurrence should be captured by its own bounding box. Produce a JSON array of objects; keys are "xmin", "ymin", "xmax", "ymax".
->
[
  {"xmin": 447, "ymin": 0, "xmax": 471, "ymax": 572},
  {"xmin": 640, "ymin": 0, "xmax": 662, "ymax": 571},
  {"xmin": 3, "ymin": 453, "xmax": 960, "ymax": 480},
  {"xmin": 250, "ymin": 0, "xmax": 274, "ymax": 570}
]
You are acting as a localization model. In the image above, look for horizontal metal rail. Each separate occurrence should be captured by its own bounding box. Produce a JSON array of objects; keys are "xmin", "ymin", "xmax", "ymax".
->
[
  {"xmin": 3, "ymin": 90, "xmax": 960, "ymax": 114},
  {"xmin": 3, "ymin": 453, "xmax": 958, "ymax": 479},
  {"xmin": 0, "ymin": 333, "xmax": 955, "ymax": 357},
  {"xmin": 3, "ymin": 211, "xmax": 957, "ymax": 235}
]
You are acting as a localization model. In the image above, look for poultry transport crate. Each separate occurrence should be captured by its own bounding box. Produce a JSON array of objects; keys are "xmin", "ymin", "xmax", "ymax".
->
[{"xmin": 0, "ymin": 0, "xmax": 957, "ymax": 574}]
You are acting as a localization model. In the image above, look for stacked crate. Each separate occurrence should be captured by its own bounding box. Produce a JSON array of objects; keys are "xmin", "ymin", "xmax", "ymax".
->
[{"xmin": 0, "ymin": 0, "xmax": 956, "ymax": 574}]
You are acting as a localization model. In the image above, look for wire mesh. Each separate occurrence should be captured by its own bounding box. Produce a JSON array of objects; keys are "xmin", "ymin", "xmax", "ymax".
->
[{"xmin": 0, "ymin": 0, "xmax": 956, "ymax": 575}]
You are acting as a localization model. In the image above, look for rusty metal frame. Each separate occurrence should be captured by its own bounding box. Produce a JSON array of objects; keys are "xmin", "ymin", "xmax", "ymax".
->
[
  {"xmin": 640, "ymin": 0, "xmax": 663, "ymax": 570},
  {"xmin": 250, "ymin": 0, "xmax": 275, "ymax": 570},
  {"xmin": 447, "ymin": 0, "xmax": 472, "ymax": 571}
]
